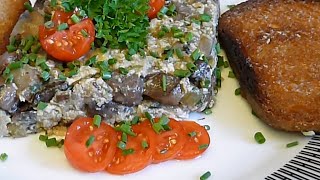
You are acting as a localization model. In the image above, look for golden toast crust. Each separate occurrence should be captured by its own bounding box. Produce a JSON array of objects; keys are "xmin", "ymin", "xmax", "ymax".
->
[{"xmin": 219, "ymin": 0, "xmax": 320, "ymax": 131}]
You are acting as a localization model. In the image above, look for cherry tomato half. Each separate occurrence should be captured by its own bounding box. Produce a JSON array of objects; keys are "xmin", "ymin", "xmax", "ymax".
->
[
  {"xmin": 176, "ymin": 121, "xmax": 210, "ymax": 160},
  {"xmin": 64, "ymin": 117, "xmax": 117, "ymax": 172},
  {"xmin": 106, "ymin": 121, "xmax": 157, "ymax": 175},
  {"xmin": 148, "ymin": 0, "xmax": 165, "ymax": 19}
]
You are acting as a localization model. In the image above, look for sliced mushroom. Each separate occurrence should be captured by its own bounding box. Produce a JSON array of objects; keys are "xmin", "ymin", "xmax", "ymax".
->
[
  {"xmin": 0, "ymin": 82, "xmax": 19, "ymax": 113},
  {"xmin": 199, "ymin": 35, "xmax": 214, "ymax": 57},
  {"xmin": 144, "ymin": 73, "xmax": 183, "ymax": 106},
  {"xmin": 0, "ymin": 52, "xmax": 18, "ymax": 73},
  {"xmin": 106, "ymin": 73, "xmax": 143, "ymax": 106},
  {"xmin": 33, "ymin": 81, "xmax": 69, "ymax": 105},
  {"xmin": 8, "ymin": 111, "xmax": 37, "ymax": 137}
]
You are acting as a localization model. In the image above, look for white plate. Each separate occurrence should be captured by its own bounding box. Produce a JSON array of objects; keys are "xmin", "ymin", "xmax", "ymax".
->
[{"xmin": 0, "ymin": 0, "xmax": 312, "ymax": 179}]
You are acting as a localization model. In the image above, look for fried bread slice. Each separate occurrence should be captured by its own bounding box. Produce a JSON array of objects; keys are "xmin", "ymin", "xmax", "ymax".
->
[
  {"xmin": 218, "ymin": 0, "xmax": 320, "ymax": 131},
  {"xmin": 0, "ymin": 0, "xmax": 28, "ymax": 54}
]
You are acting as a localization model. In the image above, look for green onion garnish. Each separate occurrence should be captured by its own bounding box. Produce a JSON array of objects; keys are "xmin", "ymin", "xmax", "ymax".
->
[
  {"xmin": 228, "ymin": 71, "xmax": 235, "ymax": 78},
  {"xmin": 162, "ymin": 74, "xmax": 167, "ymax": 92},
  {"xmin": 57, "ymin": 139, "xmax": 64, "ymax": 148},
  {"xmin": 185, "ymin": 32, "xmax": 193, "ymax": 42},
  {"xmin": 8, "ymin": 62, "xmax": 23, "ymax": 70},
  {"xmin": 187, "ymin": 62, "xmax": 197, "ymax": 72},
  {"xmin": 217, "ymin": 55, "xmax": 224, "ymax": 67},
  {"xmin": 150, "ymin": 51, "xmax": 160, "ymax": 58},
  {"xmin": 44, "ymin": 21, "xmax": 54, "ymax": 29},
  {"xmin": 85, "ymin": 56, "xmax": 97, "ymax": 66},
  {"xmin": 173, "ymin": 31, "xmax": 184, "ymax": 38},
  {"xmin": 251, "ymin": 109, "xmax": 259, "ymax": 118},
  {"xmin": 224, "ymin": 61, "xmax": 229, "ymax": 68},
  {"xmin": 5, "ymin": 74, "xmax": 14, "ymax": 83},
  {"xmin": 115, "ymin": 124, "xmax": 136, "ymax": 136},
  {"xmin": 174, "ymin": 48, "xmax": 184, "ymax": 59},
  {"xmin": 204, "ymin": 125, "xmax": 210, "ymax": 131},
  {"xmin": 101, "ymin": 70, "xmax": 112, "ymax": 80},
  {"xmin": 36, "ymin": 56, "xmax": 46, "ymax": 66},
  {"xmin": 131, "ymin": 116, "xmax": 140, "ymax": 125},
  {"xmin": 174, "ymin": 69, "xmax": 191, "ymax": 78},
  {"xmin": 200, "ymin": 171, "xmax": 211, "ymax": 180},
  {"xmin": 117, "ymin": 141, "xmax": 127, "ymax": 150},
  {"xmin": 6, "ymin": 45, "xmax": 16, "ymax": 53},
  {"xmin": 215, "ymin": 43, "xmax": 221, "ymax": 54},
  {"xmin": 188, "ymin": 131, "xmax": 197, "ymax": 137},
  {"xmin": 152, "ymin": 123, "xmax": 165, "ymax": 134},
  {"xmin": 145, "ymin": 112, "xmax": 154, "ymax": 123},
  {"xmin": 141, "ymin": 140, "xmax": 149, "ymax": 149},
  {"xmin": 119, "ymin": 67, "xmax": 129, "ymax": 75},
  {"xmin": 200, "ymin": 79, "xmax": 211, "ymax": 88},
  {"xmin": 58, "ymin": 74, "xmax": 67, "ymax": 81},
  {"xmin": 86, "ymin": 135, "xmax": 95, "ymax": 147},
  {"xmin": 41, "ymin": 71, "xmax": 50, "ymax": 81},
  {"xmin": 24, "ymin": 2, "xmax": 33, "ymax": 12},
  {"xmin": 254, "ymin": 132, "xmax": 266, "ymax": 144},
  {"xmin": 0, "ymin": 153, "xmax": 8, "ymax": 162},
  {"xmin": 93, "ymin": 115, "xmax": 101, "ymax": 128},
  {"xmin": 235, "ymin": 88, "xmax": 241, "ymax": 96},
  {"xmin": 57, "ymin": 23, "xmax": 69, "ymax": 31},
  {"xmin": 191, "ymin": 49, "xmax": 201, "ymax": 61},
  {"xmin": 199, "ymin": 144, "xmax": 209, "ymax": 150},
  {"xmin": 158, "ymin": 30, "xmax": 166, "ymax": 38},
  {"xmin": 121, "ymin": 132, "xmax": 128, "ymax": 143},
  {"xmin": 46, "ymin": 138, "xmax": 58, "ymax": 147},
  {"xmin": 122, "ymin": 148, "xmax": 135, "ymax": 156},
  {"xmin": 203, "ymin": 108, "xmax": 212, "ymax": 115},
  {"xmin": 37, "ymin": 101, "xmax": 48, "ymax": 110},
  {"xmin": 286, "ymin": 141, "xmax": 299, "ymax": 148},
  {"xmin": 108, "ymin": 58, "xmax": 117, "ymax": 65},
  {"xmin": 159, "ymin": 115, "xmax": 169, "ymax": 125},
  {"xmin": 71, "ymin": 14, "xmax": 81, "ymax": 23},
  {"xmin": 199, "ymin": 13, "xmax": 212, "ymax": 22},
  {"xmin": 167, "ymin": 3, "xmax": 176, "ymax": 16},
  {"xmin": 81, "ymin": 29, "xmax": 88, "ymax": 38},
  {"xmin": 51, "ymin": 0, "xmax": 57, "ymax": 7},
  {"xmin": 39, "ymin": 134, "xmax": 48, "ymax": 141}
]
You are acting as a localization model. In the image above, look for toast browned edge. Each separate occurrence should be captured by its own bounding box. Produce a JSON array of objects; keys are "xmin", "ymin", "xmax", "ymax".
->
[{"xmin": 218, "ymin": 0, "xmax": 320, "ymax": 132}]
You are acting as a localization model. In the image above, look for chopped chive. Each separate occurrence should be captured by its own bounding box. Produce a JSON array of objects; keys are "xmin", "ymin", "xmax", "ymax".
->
[
  {"xmin": 224, "ymin": 61, "xmax": 229, "ymax": 68},
  {"xmin": 81, "ymin": 29, "xmax": 88, "ymax": 38},
  {"xmin": 200, "ymin": 79, "xmax": 211, "ymax": 88},
  {"xmin": 6, "ymin": 45, "xmax": 16, "ymax": 53},
  {"xmin": 217, "ymin": 55, "xmax": 224, "ymax": 67},
  {"xmin": 199, "ymin": 144, "xmax": 209, "ymax": 150},
  {"xmin": 0, "ymin": 153, "xmax": 8, "ymax": 162},
  {"xmin": 204, "ymin": 125, "xmax": 210, "ymax": 131},
  {"xmin": 31, "ymin": 43, "xmax": 42, "ymax": 53},
  {"xmin": 152, "ymin": 123, "xmax": 165, "ymax": 134},
  {"xmin": 57, "ymin": 23, "xmax": 68, "ymax": 31},
  {"xmin": 159, "ymin": 115, "xmax": 169, "ymax": 125},
  {"xmin": 5, "ymin": 74, "xmax": 14, "ymax": 83},
  {"xmin": 158, "ymin": 30, "xmax": 166, "ymax": 38},
  {"xmin": 214, "ymin": 68, "xmax": 221, "ymax": 80},
  {"xmin": 93, "ymin": 115, "xmax": 102, "ymax": 128},
  {"xmin": 58, "ymin": 74, "xmax": 67, "ymax": 81},
  {"xmin": 192, "ymin": 18, "xmax": 201, "ymax": 25},
  {"xmin": 251, "ymin": 109, "xmax": 259, "ymax": 118},
  {"xmin": 100, "ymin": 47, "xmax": 108, "ymax": 53},
  {"xmin": 188, "ymin": 131, "xmax": 197, "ymax": 137},
  {"xmin": 131, "ymin": 116, "xmax": 140, "ymax": 125},
  {"xmin": 254, "ymin": 132, "xmax": 266, "ymax": 144},
  {"xmin": 150, "ymin": 51, "xmax": 160, "ymax": 58},
  {"xmin": 286, "ymin": 141, "xmax": 299, "ymax": 148},
  {"xmin": 71, "ymin": 14, "xmax": 81, "ymax": 23},
  {"xmin": 228, "ymin": 71, "xmax": 235, "ymax": 78},
  {"xmin": 186, "ymin": 62, "xmax": 197, "ymax": 72},
  {"xmin": 85, "ymin": 56, "xmax": 97, "ymax": 66},
  {"xmin": 203, "ymin": 108, "xmax": 212, "ymax": 115},
  {"xmin": 44, "ymin": 21, "xmax": 54, "ymax": 29},
  {"xmin": 199, "ymin": 13, "xmax": 212, "ymax": 22},
  {"xmin": 185, "ymin": 32, "xmax": 193, "ymax": 42},
  {"xmin": 159, "ymin": 6, "xmax": 169, "ymax": 15},
  {"xmin": 78, "ymin": 10, "xmax": 86, "ymax": 18},
  {"xmin": 122, "ymin": 149, "xmax": 135, "ymax": 156},
  {"xmin": 115, "ymin": 124, "xmax": 136, "ymax": 136},
  {"xmin": 101, "ymin": 70, "xmax": 112, "ymax": 80},
  {"xmin": 51, "ymin": 0, "xmax": 57, "ymax": 7},
  {"xmin": 3, "ymin": 67, "xmax": 10, "ymax": 76},
  {"xmin": 215, "ymin": 43, "xmax": 221, "ymax": 54},
  {"xmin": 125, "ymin": 53, "xmax": 132, "ymax": 61},
  {"xmin": 235, "ymin": 88, "xmax": 241, "ymax": 96},
  {"xmin": 200, "ymin": 171, "xmax": 211, "ymax": 180},
  {"xmin": 37, "ymin": 101, "xmax": 48, "ymax": 110},
  {"xmin": 39, "ymin": 134, "xmax": 48, "ymax": 141},
  {"xmin": 8, "ymin": 62, "xmax": 23, "ymax": 70},
  {"xmin": 66, "ymin": 69, "xmax": 79, "ymax": 77},
  {"xmin": 191, "ymin": 49, "xmax": 201, "ymax": 61},
  {"xmin": 46, "ymin": 138, "xmax": 58, "ymax": 147},
  {"xmin": 161, "ymin": 25, "xmax": 170, "ymax": 33},
  {"xmin": 141, "ymin": 140, "xmax": 149, "ymax": 149},
  {"xmin": 174, "ymin": 69, "xmax": 191, "ymax": 78},
  {"xmin": 167, "ymin": 3, "xmax": 176, "ymax": 16},
  {"xmin": 139, "ymin": 49, "xmax": 146, "ymax": 57},
  {"xmin": 145, "ymin": 112, "xmax": 154, "ymax": 124},
  {"xmin": 41, "ymin": 71, "xmax": 50, "ymax": 81},
  {"xmin": 121, "ymin": 132, "xmax": 128, "ymax": 143},
  {"xmin": 162, "ymin": 74, "xmax": 167, "ymax": 92},
  {"xmin": 86, "ymin": 135, "xmax": 95, "ymax": 147},
  {"xmin": 36, "ymin": 56, "xmax": 46, "ymax": 66},
  {"xmin": 117, "ymin": 141, "xmax": 126, "ymax": 150},
  {"xmin": 108, "ymin": 58, "xmax": 117, "ymax": 65},
  {"xmin": 24, "ymin": 2, "xmax": 33, "ymax": 12},
  {"xmin": 174, "ymin": 48, "xmax": 184, "ymax": 59},
  {"xmin": 119, "ymin": 67, "xmax": 129, "ymax": 75},
  {"xmin": 162, "ymin": 124, "xmax": 171, "ymax": 131},
  {"xmin": 173, "ymin": 31, "xmax": 184, "ymax": 38},
  {"xmin": 57, "ymin": 139, "xmax": 64, "ymax": 148}
]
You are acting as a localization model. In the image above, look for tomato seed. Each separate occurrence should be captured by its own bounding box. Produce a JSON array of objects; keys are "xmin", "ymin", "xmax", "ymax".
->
[{"xmin": 88, "ymin": 151, "xmax": 93, "ymax": 157}]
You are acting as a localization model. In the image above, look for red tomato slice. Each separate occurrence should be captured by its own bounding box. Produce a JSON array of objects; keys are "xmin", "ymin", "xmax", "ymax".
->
[
  {"xmin": 176, "ymin": 121, "xmax": 210, "ymax": 160},
  {"xmin": 39, "ymin": 18, "xmax": 95, "ymax": 62},
  {"xmin": 148, "ymin": 0, "xmax": 165, "ymax": 19},
  {"xmin": 151, "ymin": 118, "xmax": 187, "ymax": 164},
  {"xmin": 106, "ymin": 121, "xmax": 157, "ymax": 175},
  {"xmin": 64, "ymin": 117, "xmax": 117, "ymax": 172},
  {"xmin": 52, "ymin": 10, "xmax": 73, "ymax": 25}
]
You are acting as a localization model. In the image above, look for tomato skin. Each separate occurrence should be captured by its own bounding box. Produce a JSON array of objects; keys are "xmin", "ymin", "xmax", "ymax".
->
[
  {"xmin": 176, "ymin": 121, "xmax": 210, "ymax": 160},
  {"xmin": 150, "ymin": 118, "xmax": 188, "ymax": 164},
  {"xmin": 148, "ymin": 0, "xmax": 165, "ymax": 19},
  {"xmin": 106, "ymin": 121, "xmax": 157, "ymax": 175},
  {"xmin": 64, "ymin": 117, "xmax": 117, "ymax": 172}
]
